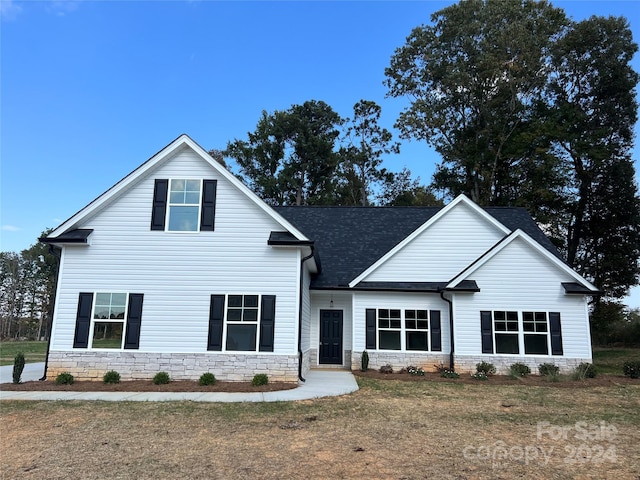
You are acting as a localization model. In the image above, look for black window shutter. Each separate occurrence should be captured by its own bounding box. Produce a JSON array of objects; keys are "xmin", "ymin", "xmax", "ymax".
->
[
  {"xmin": 207, "ymin": 295, "xmax": 225, "ymax": 351},
  {"xmin": 150, "ymin": 179, "xmax": 168, "ymax": 230},
  {"xmin": 430, "ymin": 310, "xmax": 442, "ymax": 352},
  {"xmin": 549, "ymin": 312, "xmax": 563, "ymax": 355},
  {"xmin": 73, "ymin": 293, "xmax": 94, "ymax": 348},
  {"xmin": 124, "ymin": 294, "xmax": 144, "ymax": 349},
  {"xmin": 365, "ymin": 309, "xmax": 376, "ymax": 349},
  {"xmin": 480, "ymin": 311, "xmax": 493, "ymax": 354},
  {"xmin": 259, "ymin": 295, "xmax": 276, "ymax": 352},
  {"xmin": 200, "ymin": 179, "xmax": 217, "ymax": 231}
]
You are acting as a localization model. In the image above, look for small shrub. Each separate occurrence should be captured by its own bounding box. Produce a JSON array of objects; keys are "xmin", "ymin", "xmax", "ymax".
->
[
  {"xmin": 55, "ymin": 372, "xmax": 75, "ymax": 385},
  {"xmin": 153, "ymin": 371, "xmax": 171, "ymax": 385},
  {"xmin": 475, "ymin": 361, "xmax": 496, "ymax": 376},
  {"xmin": 406, "ymin": 365, "xmax": 425, "ymax": 376},
  {"xmin": 622, "ymin": 361, "xmax": 640, "ymax": 379},
  {"xmin": 12, "ymin": 352, "xmax": 25, "ymax": 384},
  {"xmin": 361, "ymin": 350, "xmax": 369, "ymax": 372},
  {"xmin": 538, "ymin": 363, "xmax": 560, "ymax": 377},
  {"xmin": 571, "ymin": 362, "xmax": 596, "ymax": 380},
  {"xmin": 471, "ymin": 371, "xmax": 488, "ymax": 381},
  {"xmin": 199, "ymin": 372, "xmax": 217, "ymax": 386},
  {"xmin": 103, "ymin": 370, "xmax": 121, "ymax": 384},
  {"xmin": 509, "ymin": 362, "xmax": 531, "ymax": 378},
  {"xmin": 379, "ymin": 364, "xmax": 394, "ymax": 374},
  {"xmin": 252, "ymin": 373, "xmax": 269, "ymax": 386},
  {"xmin": 440, "ymin": 369, "xmax": 459, "ymax": 379}
]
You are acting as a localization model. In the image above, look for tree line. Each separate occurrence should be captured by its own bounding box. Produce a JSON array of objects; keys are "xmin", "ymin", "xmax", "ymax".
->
[
  {"xmin": 1, "ymin": 0, "xmax": 639, "ymax": 337},
  {"xmin": 0, "ymin": 232, "xmax": 57, "ymax": 340}
]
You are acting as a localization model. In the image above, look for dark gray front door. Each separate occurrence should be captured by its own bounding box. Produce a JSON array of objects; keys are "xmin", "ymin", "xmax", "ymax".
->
[{"xmin": 319, "ymin": 310, "xmax": 343, "ymax": 364}]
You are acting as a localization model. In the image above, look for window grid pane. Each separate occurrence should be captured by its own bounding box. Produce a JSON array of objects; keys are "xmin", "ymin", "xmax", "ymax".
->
[{"xmin": 227, "ymin": 295, "xmax": 259, "ymax": 323}]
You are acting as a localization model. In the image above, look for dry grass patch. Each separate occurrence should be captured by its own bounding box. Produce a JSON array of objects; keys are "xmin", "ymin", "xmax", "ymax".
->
[{"xmin": 1, "ymin": 378, "xmax": 639, "ymax": 479}]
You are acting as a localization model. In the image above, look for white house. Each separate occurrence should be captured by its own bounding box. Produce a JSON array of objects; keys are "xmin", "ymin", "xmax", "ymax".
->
[{"xmin": 42, "ymin": 135, "xmax": 599, "ymax": 382}]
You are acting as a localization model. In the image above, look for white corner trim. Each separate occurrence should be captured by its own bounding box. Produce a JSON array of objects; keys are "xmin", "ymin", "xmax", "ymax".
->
[
  {"xmin": 49, "ymin": 135, "xmax": 309, "ymax": 241},
  {"xmin": 347, "ymin": 194, "xmax": 510, "ymax": 288},
  {"xmin": 446, "ymin": 229, "xmax": 598, "ymax": 291}
]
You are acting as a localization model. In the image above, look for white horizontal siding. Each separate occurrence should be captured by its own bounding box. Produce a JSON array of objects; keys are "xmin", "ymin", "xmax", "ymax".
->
[
  {"xmin": 351, "ymin": 291, "xmax": 450, "ymax": 354},
  {"xmin": 51, "ymin": 149, "xmax": 300, "ymax": 355},
  {"xmin": 453, "ymin": 237, "xmax": 591, "ymax": 359},
  {"xmin": 300, "ymin": 263, "xmax": 311, "ymax": 352},
  {"xmin": 365, "ymin": 201, "xmax": 504, "ymax": 282}
]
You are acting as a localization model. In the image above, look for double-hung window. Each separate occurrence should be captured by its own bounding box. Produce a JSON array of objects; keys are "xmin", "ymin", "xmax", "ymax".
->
[
  {"xmin": 207, "ymin": 294, "xmax": 277, "ymax": 352},
  {"xmin": 405, "ymin": 309, "xmax": 429, "ymax": 350},
  {"xmin": 91, "ymin": 293, "xmax": 128, "ymax": 349},
  {"xmin": 73, "ymin": 291, "xmax": 144, "ymax": 350},
  {"xmin": 377, "ymin": 309, "xmax": 401, "ymax": 350},
  {"xmin": 168, "ymin": 179, "xmax": 201, "ymax": 231},
  {"xmin": 368, "ymin": 308, "xmax": 439, "ymax": 351},
  {"xmin": 523, "ymin": 312, "xmax": 549, "ymax": 355},
  {"xmin": 481, "ymin": 310, "xmax": 559, "ymax": 356},
  {"xmin": 225, "ymin": 295, "xmax": 259, "ymax": 351},
  {"xmin": 493, "ymin": 311, "xmax": 519, "ymax": 354}
]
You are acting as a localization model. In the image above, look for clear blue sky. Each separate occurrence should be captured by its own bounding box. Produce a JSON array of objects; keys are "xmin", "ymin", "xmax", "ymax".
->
[{"xmin": 1, "ymin": 0, "xmax": 639, "ymax": 306}]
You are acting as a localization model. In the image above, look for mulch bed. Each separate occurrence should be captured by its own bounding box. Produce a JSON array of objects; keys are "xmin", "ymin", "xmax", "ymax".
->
[
  {"xmin": 1, "ymin": 379, "xmax": 297, "ymax": 393},
  {"xmin": 353, "ymin": 369, "xmax": 639, "ymax": 387}
]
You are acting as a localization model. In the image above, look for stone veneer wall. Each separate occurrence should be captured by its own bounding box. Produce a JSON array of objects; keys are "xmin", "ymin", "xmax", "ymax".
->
[
  {"xmin": 454, "ymin": 355, "xmax": 591, "ymax": 375},
  {"xmin": 351, "ymin": 351, "xmax": 450, "ymax": 372},
  {"xmin": 47, "ymin": 352, "xmax": 301, "ymax": 382},
  {"xmin": 307, "ymin": 348, "xmax": 352, "ymax": 370}
]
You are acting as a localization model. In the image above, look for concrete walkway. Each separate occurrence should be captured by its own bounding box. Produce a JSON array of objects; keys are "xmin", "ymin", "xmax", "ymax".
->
[{"xmin": 0, "ymin": 364, "xmax": 359, "ymax": 402}]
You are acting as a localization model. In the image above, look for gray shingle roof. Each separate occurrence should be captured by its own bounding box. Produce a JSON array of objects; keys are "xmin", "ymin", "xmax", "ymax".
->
[{"xmin": 275, "ymin": 206, "xmax": 562, "ymax": 289}]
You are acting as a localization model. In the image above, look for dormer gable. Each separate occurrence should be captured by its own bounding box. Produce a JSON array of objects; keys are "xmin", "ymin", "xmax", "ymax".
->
[
  {"xmin": 348, "ymin": 195, "xmax": 511, "ymax": 287},
  {"xmin": 44, "ymin": 135, "xmax": 309, "ymax": 245}
]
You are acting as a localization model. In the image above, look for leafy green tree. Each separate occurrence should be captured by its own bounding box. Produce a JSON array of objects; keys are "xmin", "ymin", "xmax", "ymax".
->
[
  {"xmin": 385, "ymin": 1, "xmax": 640, "ymax": 300},
  {"xmin": 338, "ymin": 100, "xmax": 400, "ymax": 206},
  {"xmin": 227, "ymin": 100, "xmax": 343, "ymax": 205},
  {"xmin": 385, "ymin": 0, "xmax": 568, "ymax": 204},
  {"xmin": 377, "ymin": 168, "xmax": 442, "ymax": 207},
  {"xmin": 545, "ymin": 15, "xmax": 640, "ymax": 298}
]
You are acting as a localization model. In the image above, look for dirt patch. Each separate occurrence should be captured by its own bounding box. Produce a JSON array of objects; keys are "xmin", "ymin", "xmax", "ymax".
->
[
  {"xmin": 1, "ymin": 380, "xmax": 639, "ymax": 480},
  {"xmin": 353, "ymin": 369, "xmax": 640, "ymax": 387},
  {"xmin": 0, "ymin": 379, "xmax": 297, "ymax": 393}
]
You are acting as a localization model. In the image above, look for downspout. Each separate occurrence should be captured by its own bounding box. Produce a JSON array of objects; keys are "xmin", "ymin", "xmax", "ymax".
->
[
  {"xmin": 439, "ymin": 290, "xmax": 454, "ymax": 371},
  {"xmin": 40, "ymin": 245, "xmax": 61, "ymax": 381},
  {"xmin": 298, "ymin": 246, "xmax": 314, "ymax": 382}
]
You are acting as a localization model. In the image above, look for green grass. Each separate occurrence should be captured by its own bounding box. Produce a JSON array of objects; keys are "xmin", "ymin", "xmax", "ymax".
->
[
  {"xmin": 592, "ymin": 347, "xmax": 640, "ymax": 375},
  {"xmin": 0, "ymin": 341, "xmax": 47, "ymax": 366}
]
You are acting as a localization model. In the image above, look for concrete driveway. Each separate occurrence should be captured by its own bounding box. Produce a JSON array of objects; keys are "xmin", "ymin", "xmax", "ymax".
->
[{"xmin": 0, "ymin": 362, "xmax": 45, "ymax": 384}]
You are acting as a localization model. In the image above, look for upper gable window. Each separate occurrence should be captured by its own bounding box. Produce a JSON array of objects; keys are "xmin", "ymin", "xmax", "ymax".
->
[
  {"xmin": 151, "ymin": 178, "xmax": 217, "ymax": 232},
  {"xmin": 168, "ymin": 179, "xmax": 201, "ymax": 231}
]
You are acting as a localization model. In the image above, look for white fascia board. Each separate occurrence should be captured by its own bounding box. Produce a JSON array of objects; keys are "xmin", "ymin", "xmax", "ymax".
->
[
  {"xmin": 49, "ymin": 134, "xmax": 309, "ymax": 241},
  {"xmin": 446, "ymin": 229, "xmax": 599, "ymax": 291},
  {"xmin": 347, "ymin": 194, "xmax": 511, "ymax": 288}
]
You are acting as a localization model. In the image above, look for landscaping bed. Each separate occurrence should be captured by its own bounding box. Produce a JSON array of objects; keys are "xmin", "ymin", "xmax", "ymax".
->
[
  {"xmin": 0, "ymin": 379, "xmax": 297, "ymax": 393},
  {"xmin": 353, "ymin": 369, "xmax": 639, "ymax": 387}
]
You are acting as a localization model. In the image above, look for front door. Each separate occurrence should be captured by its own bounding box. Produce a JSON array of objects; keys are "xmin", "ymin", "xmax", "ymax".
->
[{"xmin": 319, "ymin": 310, "xmax": 343, "ymax": 365}]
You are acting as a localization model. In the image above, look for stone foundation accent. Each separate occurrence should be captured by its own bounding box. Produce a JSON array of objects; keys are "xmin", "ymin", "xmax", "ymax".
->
[
  {"xmin": 307, "ymin": 348, "xmax": 352, "ymax": 370},
  {"xmin": 453, "ymin": 355, "xmax": 592, "ymax": 375},
  {"xmin": 47, "ymin": 351, "xmax": 301, "ymax": 382},
  {"xmin": 351, "ymin": 351, "xmax": 449, "ymax": 373}
]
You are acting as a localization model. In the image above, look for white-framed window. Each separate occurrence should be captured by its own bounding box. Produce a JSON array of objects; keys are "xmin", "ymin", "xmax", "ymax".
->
[
  {"xmin": 168, "ymin": 179, "xmax": 201, "ymax": 231},
  {"xmin": 90, "ymin": 293, "xmax": 128, "ymax": 349},
  {"xmin": 375, "ymin": 309, "xmax": 431, "ymax": 351},
  {"xmin": 489, "ymin": 311, "xmax": 551, "ymax": 355},
  {"xmin": 225, "ymin": 294, "xmax": 260, "ymax": 351},
  {"xmin": 377, "ymin": 309, "xmax": 401, "ymax": 350},
  {"xmin": 493, "ymin": 311, "xmax": 519, "ymax": 354},
  {"xmin": 523, "ymin": 312, "xmax": 549, "ymax": 355},
  {"xmin": 405, "ymin": 309, "xmax": 429, "ymax": 351}
]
